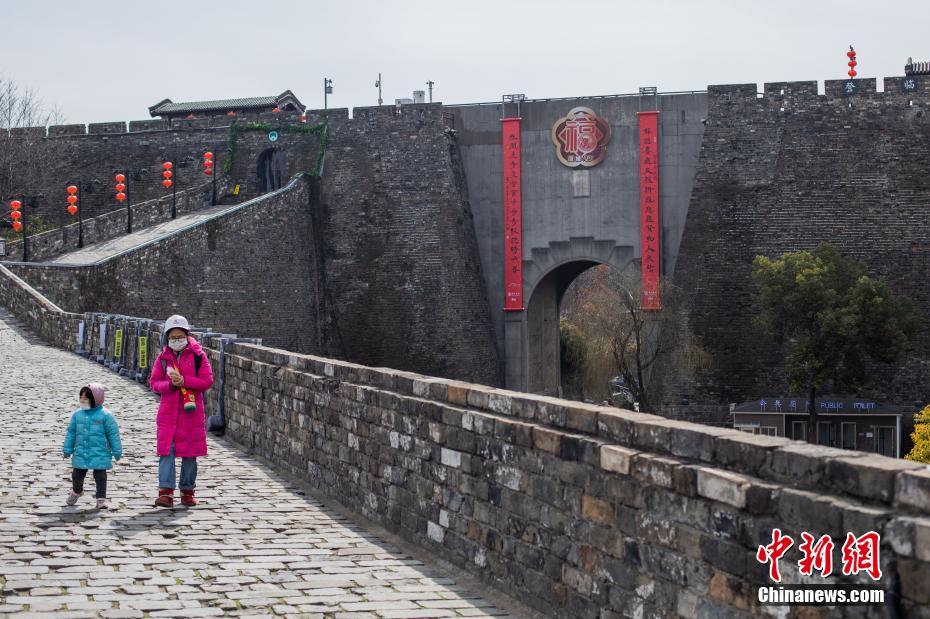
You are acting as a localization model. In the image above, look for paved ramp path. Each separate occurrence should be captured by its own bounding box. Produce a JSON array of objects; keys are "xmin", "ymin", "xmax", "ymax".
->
[
  {"xmin": 0, "ymin": 309, "xmax": 517, "ymax": 618},
  {"xmin": 48, "ymin": 203, "xmax": 235, "ymax": 265}
]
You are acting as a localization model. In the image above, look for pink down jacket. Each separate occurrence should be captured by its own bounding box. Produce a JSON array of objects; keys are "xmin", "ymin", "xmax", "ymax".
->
[{"xmin": 149, "ymin": 336, "xmax": 215, "ymax": 457}]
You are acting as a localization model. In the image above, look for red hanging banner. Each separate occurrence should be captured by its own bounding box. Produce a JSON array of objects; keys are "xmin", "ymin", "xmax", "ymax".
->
[
  {"xmin": 637, "ymin": 111, "xmax": 661, "ymax": 310},
  {"xmin": 502, "ymin": 117, "xmax": 524, "ymax": 311}
]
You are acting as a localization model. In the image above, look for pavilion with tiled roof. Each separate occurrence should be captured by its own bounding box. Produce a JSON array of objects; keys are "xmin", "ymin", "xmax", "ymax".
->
[{"xmin": 148, "ymin": 90, "xmax": 304, "ymax": 120}]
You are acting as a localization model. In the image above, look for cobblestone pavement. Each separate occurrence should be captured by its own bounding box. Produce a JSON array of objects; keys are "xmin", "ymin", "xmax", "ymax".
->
[
  {"xmin": 48, "ymin": 203, "xmax": 235, "ymax": 265},
  {"xmin": 0, "ymin": 309, "xmax": 519, "ymax": 619}
]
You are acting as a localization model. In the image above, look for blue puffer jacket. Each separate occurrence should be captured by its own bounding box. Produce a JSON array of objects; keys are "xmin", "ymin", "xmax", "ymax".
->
[{"xmin": 63, "ymin": 406, "xmax": 123, "ymax": 470}]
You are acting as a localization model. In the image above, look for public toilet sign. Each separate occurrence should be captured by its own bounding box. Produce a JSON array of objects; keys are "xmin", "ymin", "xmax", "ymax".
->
[{"xmin": 734, "ymin": 397, "xmax": 901, "ymax": 414}]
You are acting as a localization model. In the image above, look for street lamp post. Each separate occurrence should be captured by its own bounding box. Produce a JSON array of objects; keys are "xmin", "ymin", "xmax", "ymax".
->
[
  {"xmin": 426, "ymin": 80, "xmax": 434, "ymax": 103},
  {"xmin": 375, "ymin": 73, "xmax": 383, "ymax": 106},
  {"xmin": 324, "ymin": 78, "xmax": 333, "ymax": 109}
]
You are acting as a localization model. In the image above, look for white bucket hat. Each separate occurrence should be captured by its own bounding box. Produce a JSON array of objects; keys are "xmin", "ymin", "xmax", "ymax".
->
[{"xmin": 164, "ymin": 315, "xmax": 190, "ymax": 343}]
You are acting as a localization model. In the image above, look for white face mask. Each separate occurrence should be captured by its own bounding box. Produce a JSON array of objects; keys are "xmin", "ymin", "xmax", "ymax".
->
[
  {"xmin": 168, "ymin": 338, "xmax": 188, "ymax": 352},
  {"xmin": 80, "ymin": 400, "xmax": 91, "ymax": 410}
]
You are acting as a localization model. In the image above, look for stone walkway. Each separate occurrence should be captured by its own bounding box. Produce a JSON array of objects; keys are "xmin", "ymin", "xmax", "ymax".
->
[
  {"xmin": 0, "ymin": 309, "xmax": 518, "ymax": 618},
  {"xmin": 48, "ymin": 204, "xmax": 236, "ymax": 265}
]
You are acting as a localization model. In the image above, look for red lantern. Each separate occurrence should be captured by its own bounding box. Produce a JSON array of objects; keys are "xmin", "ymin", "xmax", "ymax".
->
[
  {"xmin": 10, "ymin": 210, "xmax": 21, "ymax": 221},
  {"xmin": 204, "ymin": 168, "xmax": 213, "ymax": 176},
  {"xmin": 300, "ymin": 113, "xmax": 307, "ymax": 123},
  {"xmin": 204, "ymin": 151, "xmax": 213, "ymax": 160},
  {"xmin": 67, "ymin": 194, "xmax": 78, "ymax": 205},
  {"xmin": 115, "ymin": 183, "xmax": 126, "ymax": 192},
  {"xmin": 848, "ymin": 60, "xmax": 857, "ymax": 68},
  {"xmin": 272, "ymin": 107, "xmax": 281, "ymax": 113},
  {"xmin": 227, "ymin": 111, "xmax": 236, "ymax": 116},
  {"xmin": 115, "ymin": 173, "xmax": 126, "ymax": 183},
  {"xmin": 163, "ymin": 170, "xmax": 173, "ymax": 180},
  {"xmin": 116, "ymin": 192, "xmax": 127, "ymax": 202},
  {"xmin": 10, "ymin": 199, "xmax": 22, "ymax": 210},
  {"xmin": 187, "ymin": 113, "xmax": 196, "ymax": 119},
  {"xmin": 67, "ymin": 205, "xmax": 78, "ymax": 215},
  {"xmin": 163, "ymin": 161, "xmax": 173, "ymax": 170},
  {"xmin": 204, "ymin": 160, "xmax": 213, "ymax": 168},
  {"xmin": 66, "ymin": 185, "xmax": 78, "ymax": 195},
  {"xmin": 162, "ymin": 179, "xmax": 173, "ymax": 189},
  {"xmin": 12, "ymin": 221, "xmax": 22, "ymax": 232},
  {"xmin": 848, "ymin": 69, "xmax": 857, "ymax": 78}
]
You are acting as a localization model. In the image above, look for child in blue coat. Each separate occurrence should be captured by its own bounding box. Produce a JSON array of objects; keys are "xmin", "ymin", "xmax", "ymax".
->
[{"xmin": 63, "ymin": 383, "xmax": 123, "ymax": 509}]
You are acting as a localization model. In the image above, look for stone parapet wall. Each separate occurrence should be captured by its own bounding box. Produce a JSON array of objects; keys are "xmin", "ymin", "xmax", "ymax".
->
[{"xmin": 214, "ymin": 347, "xmax": 930, "ymax": 617}]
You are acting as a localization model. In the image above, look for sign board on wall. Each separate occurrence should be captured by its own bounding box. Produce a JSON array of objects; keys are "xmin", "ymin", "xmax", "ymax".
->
[
  {"xmin": 551, "ymin": 107, "xmax": 612, "ymax": 168},
  {"xmin": 138, "ymin": 336, "xmax": 148, "ymax": 369}
]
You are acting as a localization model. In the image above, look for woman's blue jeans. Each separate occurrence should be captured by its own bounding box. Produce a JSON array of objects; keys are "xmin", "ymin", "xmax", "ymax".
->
[{"xmin": 158, "ymin": 443, "xmax": 198, "ymax": 490}]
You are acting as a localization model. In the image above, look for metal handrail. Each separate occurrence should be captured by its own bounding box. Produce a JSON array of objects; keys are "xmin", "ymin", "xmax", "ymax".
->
[{"xmin": 444, "ymin": 90, "xmax": 707, "ymax": 107}]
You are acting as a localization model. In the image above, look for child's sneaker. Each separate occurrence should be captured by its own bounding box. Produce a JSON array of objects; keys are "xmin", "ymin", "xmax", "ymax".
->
[
  {"xmin": 96, "ymin": 498, "xmax": 110, "ymax": 510},
  {"xmin": 180, "ymin": 489, "xmax": 197, "ymax": 507},
  {"xmin": 66, "ymin": 491, "xmax": 81, "ymax": 506}
]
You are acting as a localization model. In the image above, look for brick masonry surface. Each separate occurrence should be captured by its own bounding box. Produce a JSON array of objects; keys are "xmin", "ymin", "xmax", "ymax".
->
[
  {"xmin": 675, "ymin": 78, "xmax": 930, "ymax": 407},
  {"xmin": 4, "ymin": 105, "xmax": 501, "ymax": 388},
  {"xmin": 0, "ymin": 307, "xmax": 521, "ymax": 619},
  {"xmin": 1, "ymin": 111, "xmax": 318, "ymax": 228},
  {"xmin": 3, "ymin": 262, "xmax": 930, "ymax": 618},
  {"xmin": 309, "ymin": 105, "xmax": 500, "ymax": 387},
  {"xmin": 5, "ymin": 176, "xmax": 321, "ymax": 355}
]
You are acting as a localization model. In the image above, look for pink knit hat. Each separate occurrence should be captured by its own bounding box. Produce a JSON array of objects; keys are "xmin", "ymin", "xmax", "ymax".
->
[{"xmin": 86, "ymin": 383, "xmax": 107, "ymax": 407}]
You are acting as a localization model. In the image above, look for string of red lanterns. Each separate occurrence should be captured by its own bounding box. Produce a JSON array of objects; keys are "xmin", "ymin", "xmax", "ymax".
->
[
  {"xmin": 203, "ymin": 151, "xmax": 214, "ymax": 177},
  {"xmin": 9, "ymin": 199, "xmax": 22, "ymax": 232},
  {"xmin": 115, "ymin": 172, "xmax": 127, "ymax": 203},
  {"xmin": 66, "ymin": 184, "xmax": 79, "ymax": 216},
  {"xmin": 162, "ymin": 161, "xmax": 174, "ymax": 189},
  {"xmin": 847, "ymin": 46, "xmax": 857, "ymax": 79}
]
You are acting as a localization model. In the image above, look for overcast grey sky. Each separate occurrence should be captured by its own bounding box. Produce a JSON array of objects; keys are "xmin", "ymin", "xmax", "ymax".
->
[{"xmin": 2, "ymin": 0, "xmax": 928, "ymax": 124}]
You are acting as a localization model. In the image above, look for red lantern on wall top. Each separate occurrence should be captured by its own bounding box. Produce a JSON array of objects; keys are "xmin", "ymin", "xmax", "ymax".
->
[{"xmin": 847, "ymin": 46, "xmax": 857, "ymax": 78}]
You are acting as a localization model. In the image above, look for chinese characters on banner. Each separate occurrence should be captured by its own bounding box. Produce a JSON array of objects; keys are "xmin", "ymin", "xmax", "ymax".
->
[
  {"xmin": 502, "ymin": 117, "xmax": 524, "ymax": 311},
  {"xmin": 637, "ymin": 111, "xmax": 661, "ymax": 310}
]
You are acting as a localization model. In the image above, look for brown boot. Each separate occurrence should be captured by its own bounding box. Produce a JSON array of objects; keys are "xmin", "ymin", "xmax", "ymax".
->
[
  {"xmin": 154, "ymin": 488, "xmax": 174, "ymax": 508},
  {"xmin": 180, "ymin": 489, "xmax": 197, "ymax": 507}
]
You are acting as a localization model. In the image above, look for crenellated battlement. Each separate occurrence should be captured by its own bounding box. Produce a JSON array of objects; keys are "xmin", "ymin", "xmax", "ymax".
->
[
  {"xmin": 3, "ymin": 102, "xmax": 449, "ymax": 140},
  {"xmin": 709, "ymin": 75, "xmax": 930, "ymax": 107}
]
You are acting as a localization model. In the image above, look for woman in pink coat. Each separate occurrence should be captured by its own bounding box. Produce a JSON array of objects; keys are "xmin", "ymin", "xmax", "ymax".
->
[{"xmin": 149, "ymin": 315, "xmax": 214, "ymax": 507}]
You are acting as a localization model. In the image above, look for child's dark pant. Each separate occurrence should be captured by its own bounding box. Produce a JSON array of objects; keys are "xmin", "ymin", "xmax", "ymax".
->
[{"xmin": 72, "ymin": 468, "xmax": 107, "ymax": 498}]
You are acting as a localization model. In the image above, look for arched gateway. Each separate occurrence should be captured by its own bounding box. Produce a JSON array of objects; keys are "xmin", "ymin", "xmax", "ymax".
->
[{"xmin": 448, "ymin": 91, "xmax": 707, "ymax": 392}]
